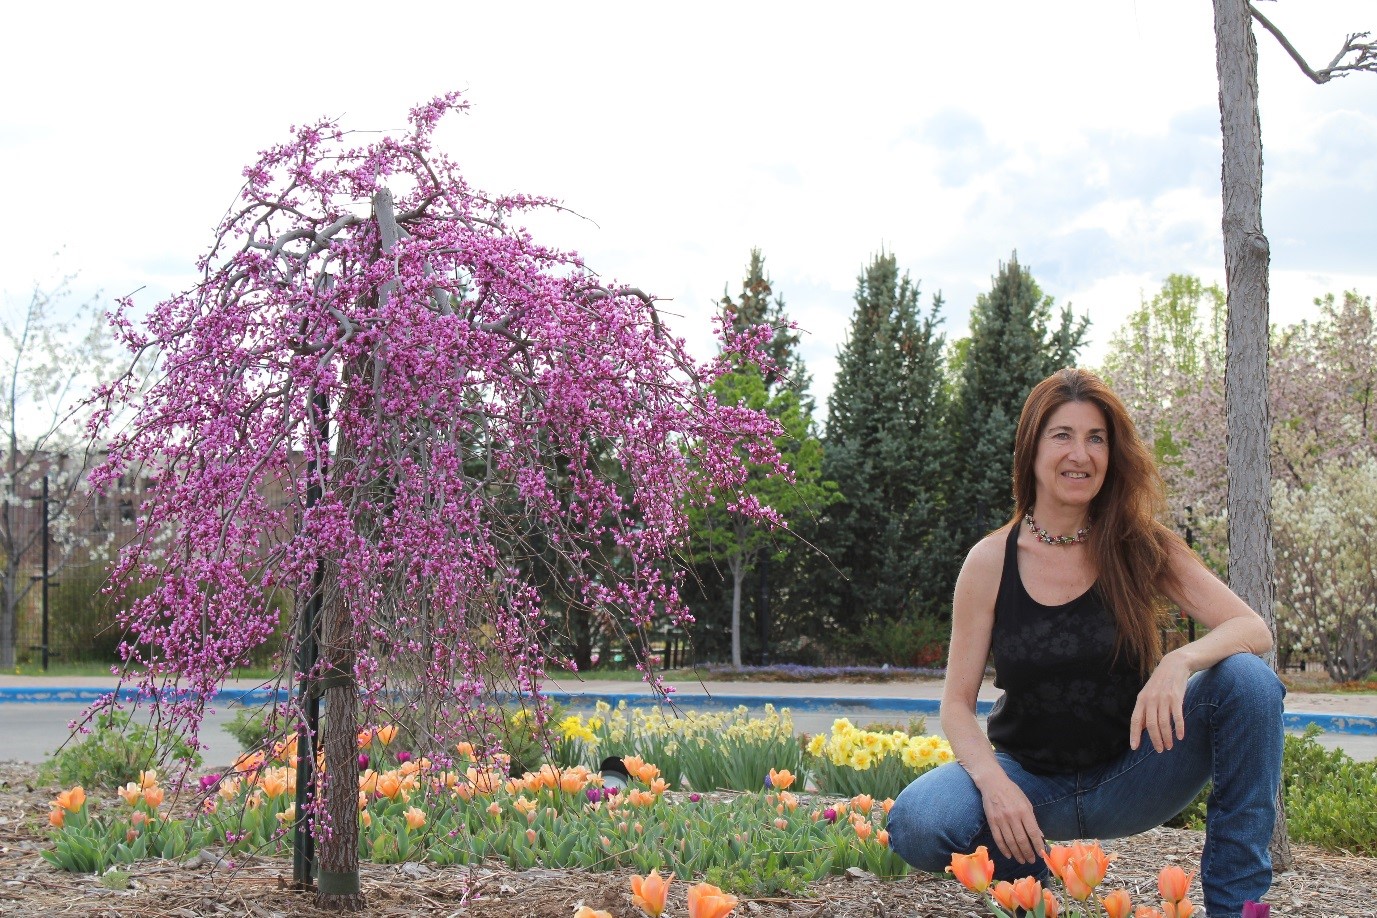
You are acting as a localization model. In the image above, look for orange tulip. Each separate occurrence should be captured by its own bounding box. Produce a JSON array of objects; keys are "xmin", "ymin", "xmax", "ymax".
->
[
  {"xmin": 850, "ymin": 793, "xmax": 873, "ymax": 813},
  {"xmin": 376, "ymin": 772, "xmax": 403, "ymax": 800},
  {"xmin": 404, "ymin": 806, "xmax": 426, "ymax": 830},
  {"xmin": 357, "ymin": 728, "xmax": 376, "ymax": 748},
  {"xmin": 687, "ymin": 881, "xmax": 738, "ymax": 918},
  {"xmin": 777, "ymin": 791, "xmax": 799, "ymax": 812},
  {"xmin": 513, "ymin": 796, "xmax": 537, "ymax": 815},
  {"xmin": 1158, "ymin": 866, "xmax": 1193, "ymax": 904},
  {"xmin": 630, "ymin": 869, "xmax": 672, "ymax": 917},
  {"xmin": 486, "ymin": 801, "xmax": 502, "ymax": 817},
  {"xmin": 1043, "ymin": 889, "xmax": 1061, "ymax": 918},
  {"xmin": 1163, "ymin": 900, "xmax": 1195, "ymax": 918},
  {"xmin": 992, "ymin": 881, "xmax": 1018, "ymax": 912},
  {"xmin": 142, "ymin": 786, "xmax": 165, "ymax": 809},
  {"xmin": 573, "ymin": 908, "xmax": 613, "ymax": 918},
  {"xmin": 1134, "ymin": 908, "xmax": 1166, "ymax": 918},
  {"xmin": 1059, "ymin": 863, "xmax": 1094, "ymax": 901},
  {"xmin": 137, "ymin": 770, "xmax": 159, "ymax": 789},
  {"xmin": 232, "ymin": 751, "xmax": 265, "ymax": 773},
  {"xmin": 54, "ymin": 786, "xmax": 86, "ymax": 813},
  {"xmin": 1071, "ymin": 841, "xmax": 1116, "ymax": 888},
  {"xmin": 48, "ymin": 808, "xmax": 64, "ymax": 828},
  {"xmin": 1043, "ymin": 843, "xmax": 1075, "ymax": 877},
  {"xmin": 877, "ymin": 829, "xmax": 890, "ymax": 848},
  {"xmin": 768, "ymin": 768, "xmax": 796, "ymax": 790},
  {"xmin": 881, "ymin": 797, "xmax": 895, "ymax": 815},
  {"xmin": 360, "ymin": 810, "xmax": 372, "ymax": 828},
  {"xmin": 276, "ymin": 803, "xmax": 297, "ymax": 825},
  {"xmin": 117, "ymin": 783, "xmax": 142, "ymax": 806},
  {"xmin": 375, "ymin": 724, "xmax": 399, "ymax": 746},
  {"xmin": 526, "ymin": 828, "xmax": 537, "ymax": 844},
  {"xmin": 1012, "ymin": 876, "xmax": 1045, "ymax": 912},
  {"xmin": 628, "ymin": 789, "xmax": 657, "ymax": 807},
  {"xmin": 455, "ymin": 741, "xmax": 475, "ymax": 758},
  {"xmin": 1102, "ymin": 888, "xmax": 1133, "ymax": 918},
  {"xmin": 260, "ymin": 769, "xmax": 289, "ymax": 800},
  {"xmin": 854, "ymin": 821, "xmax": 873, "ymax": 841},
  {"xmin": 946, "ymin": 847, "xmax": 996, "ymax": 894}
]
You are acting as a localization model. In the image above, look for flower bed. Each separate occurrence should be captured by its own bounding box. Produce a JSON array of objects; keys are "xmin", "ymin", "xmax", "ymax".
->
[{"xmin": 44, "ymin": 712, "xmax": 948, "ymax": 887}]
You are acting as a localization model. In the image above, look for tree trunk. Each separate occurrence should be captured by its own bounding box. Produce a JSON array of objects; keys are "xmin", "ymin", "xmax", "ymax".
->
[
  {"xmin": 1212, "ymin": 0, "xmax": 1293, "ymax": 870},
  {"xmin": 729, "ymin": 553, "xmax": 743, "ymax": 670},
  {"xmin": 314, "ymin": 574, "xmax": 364, "ymax": 910}
]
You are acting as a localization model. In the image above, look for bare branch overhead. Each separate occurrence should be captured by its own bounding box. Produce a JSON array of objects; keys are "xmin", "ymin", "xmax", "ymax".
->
[{"xmin": 1249, "ymin": 3, "xmax": 1377, "ymax": 84}]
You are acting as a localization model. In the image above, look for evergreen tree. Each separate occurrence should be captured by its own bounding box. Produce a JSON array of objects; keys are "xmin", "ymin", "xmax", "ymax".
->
[
  {"xmin": 946, "ymin": 253, "xmax": 1089, "ymax": 551},
  {"xmin": 720, "ymin": 248, "xmax": 813, "ymax": 411},
  {"xmin": 686, "ymin": 250, "xmax": 836, "ymax": 666},
  {"xmin": 814, "ymin": 251, "xmax": 951, "ymax": 643}
]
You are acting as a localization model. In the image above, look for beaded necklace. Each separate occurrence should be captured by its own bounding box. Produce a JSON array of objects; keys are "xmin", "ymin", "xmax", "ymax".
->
[{"xmin": 1024, "ymin": 512, "xmax": 1089, "ymax": 546}]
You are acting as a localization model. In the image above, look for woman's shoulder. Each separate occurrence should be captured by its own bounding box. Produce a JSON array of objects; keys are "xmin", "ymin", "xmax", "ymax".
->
[{"xmin": 961, "ymin": 524, "xmax": 1014, "ymax": 577}]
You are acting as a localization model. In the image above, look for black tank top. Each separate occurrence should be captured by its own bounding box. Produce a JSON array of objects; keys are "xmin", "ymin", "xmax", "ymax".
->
[{"xmin": 985, "ymin": 524, "xmax": 1146, "ymax": 774}]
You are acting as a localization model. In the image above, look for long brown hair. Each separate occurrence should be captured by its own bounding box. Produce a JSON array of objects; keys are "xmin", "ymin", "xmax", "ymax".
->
[{"xmin": 1010, "ymin": 368, "xmax": 1185, "ymax": 676}]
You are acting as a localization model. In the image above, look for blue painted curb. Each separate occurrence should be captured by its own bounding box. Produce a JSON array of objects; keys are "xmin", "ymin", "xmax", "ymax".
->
[{"xmin": 2, "ymin": 687, "xmax": 1372, "ymax": 736}]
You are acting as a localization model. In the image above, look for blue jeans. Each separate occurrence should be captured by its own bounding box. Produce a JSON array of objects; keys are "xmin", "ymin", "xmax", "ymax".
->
[{"xmin": 887, "ymin": 653, "xmax": 1285, "ymax": 918}]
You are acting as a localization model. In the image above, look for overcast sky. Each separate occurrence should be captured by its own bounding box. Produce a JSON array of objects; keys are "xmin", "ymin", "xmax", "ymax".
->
[{"xmin": 3, "ymin": 1, "xmax": 1373, "ymax": 418}]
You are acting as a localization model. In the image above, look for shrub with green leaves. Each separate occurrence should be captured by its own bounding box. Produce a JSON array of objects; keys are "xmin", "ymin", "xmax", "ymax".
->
[
  {"xmin": 1283, "ymin": 726, "xmax": 1377, "ymax": 854},
  {"xmin": 224, "ymin": 705, "xmax": 275, "ymax": 753},
  {"xmin": 41, "ymin": 710, "xmax": 201, "ymax": 790}
]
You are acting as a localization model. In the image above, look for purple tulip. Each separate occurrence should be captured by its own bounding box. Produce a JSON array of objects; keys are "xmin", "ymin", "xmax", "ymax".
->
[
  {"xmin": 689, "ymin": 793, "xmax": 701, "ymax": 803},
  {"xmin": 605, "ymin": 786, "xmax": 619, "ymax": 796},
  {"xmin": 586, "ymin": 787, "xmax": 603, "ymax": 803},
  {"xmin": 199, "ymin": 774, "xmax": 221, "ymax": 792},
  {"xmin": 1241, "ymin": 903, "xmax": 1270, "ymax": 918},
  {"xmin": 396, "ymin": 751, "xmax": 412, "ymax": 764},
  {"xmin": 358, "ymin": 753, "xmax": 370, "ymax": 769},
  {"xmin": 823, "ymin": 807, "xmax": 838, "ymax": 824}
]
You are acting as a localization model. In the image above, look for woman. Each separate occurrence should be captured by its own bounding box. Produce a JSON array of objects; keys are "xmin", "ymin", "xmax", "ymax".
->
[{"xmin": 886, "ymin": 368, "xmax": 1283, "ymax": 918}]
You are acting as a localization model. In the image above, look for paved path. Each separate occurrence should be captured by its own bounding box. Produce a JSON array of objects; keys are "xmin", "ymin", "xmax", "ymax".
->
[{"xmin": 3, "ymin": 674, "xmax": 1374, "ymax": 767}]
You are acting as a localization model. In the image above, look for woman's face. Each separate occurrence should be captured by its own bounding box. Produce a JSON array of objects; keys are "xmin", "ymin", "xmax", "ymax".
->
[{"xmin": 1034, "ymin": 400, "xmax": 1109, "ymax": 511}]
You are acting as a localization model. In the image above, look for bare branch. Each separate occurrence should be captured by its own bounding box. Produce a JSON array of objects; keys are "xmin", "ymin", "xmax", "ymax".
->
[{"xmin": 1250, "ymin": 4, "xmax": 1377, "ymax": 84}]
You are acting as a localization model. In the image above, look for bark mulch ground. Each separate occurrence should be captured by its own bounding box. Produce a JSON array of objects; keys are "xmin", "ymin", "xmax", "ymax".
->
[{"xmin": 1, "ymin": 763, "xmax": 1370, "ymax": 917}]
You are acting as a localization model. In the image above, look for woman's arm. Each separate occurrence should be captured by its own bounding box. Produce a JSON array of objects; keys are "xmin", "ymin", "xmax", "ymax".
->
[
  {"xmin": 941, "ymin": 530, "xmax": 1045, "ymax": 865},
  {"xmin": 1129, "ymin": 539, "xmax": 1275, "ymax": 752}
]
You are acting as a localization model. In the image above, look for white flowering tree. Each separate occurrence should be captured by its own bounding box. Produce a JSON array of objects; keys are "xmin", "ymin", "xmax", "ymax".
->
[
  {"xmin": 1273, "ymin": 457, "xmax": 1377, "ymax": 682},
  {"xmin": 0, "ymin": 278, "xmax": 115, "ymax": 668}
]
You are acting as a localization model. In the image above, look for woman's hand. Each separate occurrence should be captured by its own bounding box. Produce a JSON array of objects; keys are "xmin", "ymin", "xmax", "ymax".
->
[
  {"xmin": 980, "ymin": 776, "xmax": 1045, "ymax": 865},
  {"xmin": 1130, "ymin": 651, "xmax": 1192, "ymax": 752}
]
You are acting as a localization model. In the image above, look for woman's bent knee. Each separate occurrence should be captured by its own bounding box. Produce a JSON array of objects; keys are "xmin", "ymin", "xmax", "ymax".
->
[
  {"xmin": 1203, "ymin": 652, "xmax": 1285, "ymax": 708},
  {"xmin": 886, "ymin": 763, "xmax": 984, "ymax": 873}
]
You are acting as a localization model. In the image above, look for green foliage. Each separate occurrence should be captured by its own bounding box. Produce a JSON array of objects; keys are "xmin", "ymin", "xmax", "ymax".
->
[
  {"xmin": 224, "ymin": 705, "xmax": 274, "ymax": 753},
  {"xmin": 48, "ymin": 771, "xmax": 906, "ymax": 883},
  {"xmin": 946, "ymin": 252, "xmax": 1089, "ymax": 550},
  {"xmin": 40, "ymin": 710, "xmax": 201, "ymax": 789},
  {"xmin": 705, "ymin": 860, "xmax": 810, "ymax": 897},
  {"xmin": 836, "ymin": 614, "xmax": 950, "ymax": 668},
  {"xmin": 43, "ymin": 798, "xmax": 208, "ymax": 873},
  {"xmin": 815, "ymin": 251, "xmax": 953, "ymax": 633},
  {"xmin": 1283, "ymin": 726, "xmax": 1377, "ymax": 854}
]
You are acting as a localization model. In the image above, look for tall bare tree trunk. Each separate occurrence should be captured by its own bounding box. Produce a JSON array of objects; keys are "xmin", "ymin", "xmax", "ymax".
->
[{"xmin": 1212, "ymin": 0, "xmax": 1293, "ymax": 870}]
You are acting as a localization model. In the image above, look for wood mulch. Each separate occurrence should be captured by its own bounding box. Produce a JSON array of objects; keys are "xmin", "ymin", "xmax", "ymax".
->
[{"xmin": 0, "ymin": 763, "xmax": 1370, "ymax": 917}]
